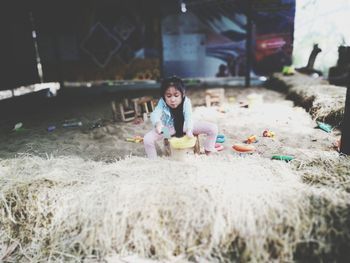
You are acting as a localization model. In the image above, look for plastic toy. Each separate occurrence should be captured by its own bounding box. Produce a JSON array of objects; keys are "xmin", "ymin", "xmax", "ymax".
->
[
  {"xmin": 271, "ymin": 155, "xmax": 294, "ymax": 162},
  {"xmin": 216, "ymin": 134, "xmax": 225, "ymax": 143},
  {"xmin": 161, "ymin": 127, "xmax": 171, "ymax": 139},
  {"xmin": 282, "ymin": 66, "xmax": 295, "ymax": 76},
  {"xmin": 47, "ymin": 125, "xmax": 56, "ymax": 132},
  {"xmin": 63, "ymin": 121, "xmax": 82, "ymax": 128},
  {"xmin": 263, "ymin": 130, "xmax": 275, "ymax": 138},
  {"xmin": 13, "ymin": 122, "xmax": 23, "ymax": 131},
  {"xmin": 228, "ymin": 96, "xmax": 235, "ymax": 103},
  {"xmin": 245, "ymin": 135, "xmax": 258, "ymax": 144},
  {"xmin": 126, "ymin": 136, "xmax": 143, "ymax": 143},
  {"xmin": 169, "ymin": 136, "xmax": 197, "ymax": 149},
  {"xmin": 316, "ymin": 121, "xmax": 332, "ymax": 133},
  {"xmin": 232, "ymin": 144, "xmax": 255, "ymax": 152},
  {"xmin": 215, "ymin": 143, "xmax": 224, "ymax": 151}
]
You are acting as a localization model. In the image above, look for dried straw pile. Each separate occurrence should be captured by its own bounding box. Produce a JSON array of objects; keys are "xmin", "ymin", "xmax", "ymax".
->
[
  {"xmin": 269, "ymin": 72, "xmax": 347, "ymax": 126},
  {"xmin": 287, "ymin": 84, "xmax": 346, "ymax": 126},
  {"xmin": 1, "ymin": 153, "xmax": 349, "ymax": 262}
]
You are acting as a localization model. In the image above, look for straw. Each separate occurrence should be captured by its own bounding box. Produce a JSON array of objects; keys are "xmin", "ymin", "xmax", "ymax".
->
[{"xmin": 1, "ymin": 154, "xmax": 349, "ymax": 262}]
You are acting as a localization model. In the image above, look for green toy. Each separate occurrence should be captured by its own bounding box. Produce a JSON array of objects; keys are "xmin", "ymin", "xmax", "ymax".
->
[
  {"xmin": 271, "ymin": 155, "xmax": 294, "ymax": 162},
  {"xmin": 316, "ymin": 121, "xmax": 332, "ymax": 133},
  {"xmin": 282, "ymin": 66, "xmax": 295, "ymax": 76},
  {"xmin": 161, "ymin": 127, "xmax": 171, "ymax": 139}
]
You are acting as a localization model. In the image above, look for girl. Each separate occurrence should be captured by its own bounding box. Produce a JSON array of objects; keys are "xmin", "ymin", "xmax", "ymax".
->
[{"xmin": 143, "ymin": 76, "xmax": 218, "ymax": 159}]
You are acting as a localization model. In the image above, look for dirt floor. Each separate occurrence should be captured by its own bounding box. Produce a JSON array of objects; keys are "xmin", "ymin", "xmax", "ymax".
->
[
  {"xmin": 0, "ymin": 85, "xmax": 341, "ymax": 162},
  {"xmin": 0, "ymin": 82, "xmax": 348, "ymax": 262}
]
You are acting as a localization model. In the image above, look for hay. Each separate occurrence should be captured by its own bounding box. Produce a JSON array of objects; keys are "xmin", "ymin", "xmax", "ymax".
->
[
  {"xmin": 287, "ymin": 84, "xmax": 346, "ymax": 126},
  {"xmin": 295, "ymin": 154, "xmax": 350, "ymax": 191},
  {"xmin": 1, "ymin": 154, "xmax": 350, "ymax": 262},
  {"xmin": 269, "ymin": 73, "xmax": 347, "ymax": 126},
  {"xmin": 0, "ymin": 83, "xmax": 348, "ymax": 262}
]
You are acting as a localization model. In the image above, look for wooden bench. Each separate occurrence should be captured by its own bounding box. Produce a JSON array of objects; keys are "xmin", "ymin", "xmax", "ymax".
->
[
  {"xmin": 111, "ymin": 96, "xmax": 157, "ymax": 122},
  {"xmin": 131, "ymin": 96, "xmax": 156, "ymax": 117},
  {"xmin": 205, "ymin": 88, "xmax": 225, "ymax": 107},
  {"xmin": 111, "ymin": 98, "xmax": 136, "ymax": 122}
]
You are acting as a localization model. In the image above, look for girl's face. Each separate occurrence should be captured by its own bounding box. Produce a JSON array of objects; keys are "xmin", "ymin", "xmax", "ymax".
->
[{"xmin": 164, "ymin": 86, "xmax": 183, "ymax": 109}]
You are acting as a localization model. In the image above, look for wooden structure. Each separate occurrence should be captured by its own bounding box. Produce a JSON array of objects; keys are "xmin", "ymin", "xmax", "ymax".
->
[
  {"xmin": 131, "ymin": 96, "xmax": 156, "ymax": 117},
  {"xmin": 340, "ymin": 70, "xmax": 350, "ymax": 154},
  {"xmin": 205, "ymin": 88, "xmax": 225, "ymax": 107},
  {"xmin": 111, "ymin": 96, "xmax": 157, "ymax": 122},
  {"xmin": 111, "ymin": 98, "xmax": 137, "ymax": 122},
  {"xmin": 295, "ymin": 44, "xmax": 323, "ymax": 76}
]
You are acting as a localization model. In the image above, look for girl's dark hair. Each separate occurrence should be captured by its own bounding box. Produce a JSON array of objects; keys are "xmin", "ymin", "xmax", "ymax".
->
[
  {"xmin": 160, "ymin": 76, "xmax": 186, "ymax": 137},
  {"xmin": 160, "ymin": 76, "xmax": 186, "ymax": 99}
]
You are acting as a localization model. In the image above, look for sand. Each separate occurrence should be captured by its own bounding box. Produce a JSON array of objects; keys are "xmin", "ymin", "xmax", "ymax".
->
[
  {"xmin": 0, "ymin": 82, "xmax": 349, "ymax": 262},
  {"xmin": 0, "ymin": 85, "xmax": 341, "ymax": 161}
]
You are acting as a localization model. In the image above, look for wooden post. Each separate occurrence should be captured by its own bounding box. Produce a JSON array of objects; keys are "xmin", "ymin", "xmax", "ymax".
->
[
  {"xmin": 119, "ymin": 103, "xmax": 126, "ymax": 122},
  {"xmin": 111, "ymin": 101, "xmax": 117, "ymax": 121},
  {"xmin": 340, "ymin": 69, "xmax": 350, "ymax": 154},
  {"xmin": 132, "ymin": 98, "xmax": 140, "ymax": 116},
  {"xmin": 158, "ymin": 3, "xmax": 164, "ymax": 80},
  {"xmin": 245, "ymin": 0, "xmax": 253, "ymax": 88},
  {"xmin": 29, "ymin": 11, "xmax": 44, "ymax": 83}
]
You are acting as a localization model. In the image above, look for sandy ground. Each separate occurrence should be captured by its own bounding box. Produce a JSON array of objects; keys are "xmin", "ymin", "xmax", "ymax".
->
[
  {"xmin": 0, "ymin": 86, "xmax": 340, "ymax": 162},
  {"xmin": 0, "ymin": 84, "xmax": 348, "ymax": 262}
]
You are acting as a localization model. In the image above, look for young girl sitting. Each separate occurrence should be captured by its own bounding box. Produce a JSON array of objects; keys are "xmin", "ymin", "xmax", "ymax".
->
[{"xmin": 143, "ymin": 76, "xmax": 218, "ymax": 159}]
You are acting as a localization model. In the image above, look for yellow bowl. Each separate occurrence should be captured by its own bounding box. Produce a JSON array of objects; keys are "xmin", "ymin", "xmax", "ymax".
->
[{"xmin": 169, "ymin": 136, "xmax": 197, "ymax": 149}]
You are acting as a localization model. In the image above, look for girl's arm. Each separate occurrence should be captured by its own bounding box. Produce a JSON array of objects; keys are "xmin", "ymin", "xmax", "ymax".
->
[
  {"xmin": 150, "ymin": 98, "xmax": 165, "ymax": 133},
  {"xmin": 183, "ymin": 97, "xmax": 194, "ymax": 136}
]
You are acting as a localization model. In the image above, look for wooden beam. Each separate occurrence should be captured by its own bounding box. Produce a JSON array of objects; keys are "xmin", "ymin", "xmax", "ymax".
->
[{"xmin": 340, "ymin": 69, "xmax": 350, "ymax": 154}]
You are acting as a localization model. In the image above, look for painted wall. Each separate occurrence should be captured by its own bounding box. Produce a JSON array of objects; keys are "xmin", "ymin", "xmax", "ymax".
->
[
  {"xmin": 1, "ymin": 0, "xmax": 297, "ymax": 89},
  {"xmin": 162, "ymin": 0, "xmax": 295, "ymax": 78}
]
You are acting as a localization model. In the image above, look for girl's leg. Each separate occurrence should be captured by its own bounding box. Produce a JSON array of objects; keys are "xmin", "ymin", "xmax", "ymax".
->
[
  {"xmin": 192, "ymin": 121, "xmax": 218, "ymax": 152},
  {"xmin": 143, "ymin": 129, "xmax": 164, "ymax": 159}
]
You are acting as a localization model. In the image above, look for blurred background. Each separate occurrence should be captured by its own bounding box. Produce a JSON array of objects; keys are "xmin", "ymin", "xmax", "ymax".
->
[{"xmin": 0, "ymin": 0, "xmax": 349, "ymax": 96}]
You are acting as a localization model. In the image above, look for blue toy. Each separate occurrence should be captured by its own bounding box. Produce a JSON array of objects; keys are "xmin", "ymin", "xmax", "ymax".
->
[{"xmin": 216, "ymin": 134, "xmax": 225, "ymax": 143}]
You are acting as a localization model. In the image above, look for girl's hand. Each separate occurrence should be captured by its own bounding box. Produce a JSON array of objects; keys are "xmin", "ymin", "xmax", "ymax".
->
[
  {"xmin": 186, "ymin": 129, "xmax": 194, "ymax": 138},
  {"xmin": 155, "ymin": 122, "xmax": 163, "ymax": 134}
]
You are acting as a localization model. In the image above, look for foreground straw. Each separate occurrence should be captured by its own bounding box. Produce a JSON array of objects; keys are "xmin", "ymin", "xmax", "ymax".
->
[{"xmin": 0, "ymin": 153, "xmax": 349, "ymax": 262}]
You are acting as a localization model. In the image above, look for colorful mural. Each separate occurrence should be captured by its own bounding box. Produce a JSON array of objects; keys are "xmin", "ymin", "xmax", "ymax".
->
[
  {"xmin": 162, "ymin": 0, "xmax": 295, "ymax": 78},
  {"xmin": 253, "ymin": 0, "xmax": 295, "ymax": 75},
  {"xmin": 162, "ymin": 1, "xmax": 247, "ymax": 78},
  {"xmin": 4, "ymin": 0, "xmax": 296, "ymax": 87}
]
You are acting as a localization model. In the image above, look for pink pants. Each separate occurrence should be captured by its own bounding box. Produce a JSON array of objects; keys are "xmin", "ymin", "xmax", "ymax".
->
[{"xmin": 143, "ymin": 121, "xmax": 218, "ymax": 159}]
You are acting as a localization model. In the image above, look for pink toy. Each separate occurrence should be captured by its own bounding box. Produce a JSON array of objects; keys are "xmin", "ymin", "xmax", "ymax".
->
[{"xmin": 215, "ymin": 143, "xmax": 224, "ymax": 151}]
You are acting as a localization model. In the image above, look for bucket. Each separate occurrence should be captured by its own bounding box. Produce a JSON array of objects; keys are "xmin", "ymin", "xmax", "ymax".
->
[
  {"xmin": 170, "ymin": 146, "xmax": 194, "ymax": 161},
  {"xmin": 169, "ymin": 136, "xmax": 197, "ymax": 161}
]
